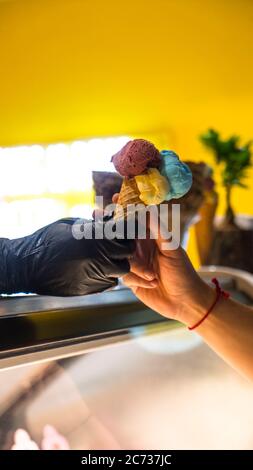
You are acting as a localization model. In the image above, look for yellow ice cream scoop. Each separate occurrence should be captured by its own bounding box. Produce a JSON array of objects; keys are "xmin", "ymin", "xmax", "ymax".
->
[{"xmin": 134, "ymin": 168, "xmax": 170, "ymax": 205}]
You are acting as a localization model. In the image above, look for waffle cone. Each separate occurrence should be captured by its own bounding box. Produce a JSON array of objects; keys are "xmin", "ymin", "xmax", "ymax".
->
[{"xmin": 114, "ymin": 177, "xmax": 142, "ymax": 220}]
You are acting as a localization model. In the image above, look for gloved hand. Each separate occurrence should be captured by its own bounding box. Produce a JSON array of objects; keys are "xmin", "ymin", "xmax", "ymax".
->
[{"xmin": 0, "ymin": 218, "xmax": 134, "ymax": 296}]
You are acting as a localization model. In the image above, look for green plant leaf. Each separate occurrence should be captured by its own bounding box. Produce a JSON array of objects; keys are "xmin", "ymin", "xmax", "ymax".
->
[
  {"xmin": 200, "ymin": 129, "xmax": 252, "ymax": 188},
  {"xmin": 236, "ymin": 182, "xmax": 248, "ymax": 188}
]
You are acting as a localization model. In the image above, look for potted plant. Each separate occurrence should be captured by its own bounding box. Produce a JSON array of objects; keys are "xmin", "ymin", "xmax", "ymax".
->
[
  {"xmin": 199, "ymin": 129, "xmax": 253, "ymax": 272},
  {"xmin": 200, "ymin": 129, "xmax": 252, "ymax": 228}
]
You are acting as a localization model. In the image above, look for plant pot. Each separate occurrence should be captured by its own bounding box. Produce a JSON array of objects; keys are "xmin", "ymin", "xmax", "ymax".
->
[{"xmin": 206, "ymin": 215, "xmax": 253, "ymax": 273}]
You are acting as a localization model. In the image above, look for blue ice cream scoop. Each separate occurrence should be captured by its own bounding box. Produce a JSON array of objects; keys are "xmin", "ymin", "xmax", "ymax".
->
[{"xmin": 160, "ymin": 150, "xmax": 192, "ymax": 200}]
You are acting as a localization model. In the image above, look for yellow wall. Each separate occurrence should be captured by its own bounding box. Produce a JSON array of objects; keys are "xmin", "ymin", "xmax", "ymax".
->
[{"xmin": 0, "ymin": 0, "xmax": 253, "ymax": 218}]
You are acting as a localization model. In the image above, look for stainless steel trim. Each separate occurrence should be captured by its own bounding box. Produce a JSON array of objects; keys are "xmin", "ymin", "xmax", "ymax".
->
[
  {"xmin": 0, "ymin": 322, "xmax": 179, "ymax": 371},
  {"xmin": 0, "ymin": 268, "xmax": 252, "ymax": 370}
]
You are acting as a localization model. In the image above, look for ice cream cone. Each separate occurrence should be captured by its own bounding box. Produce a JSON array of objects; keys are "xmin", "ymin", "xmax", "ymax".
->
[{"xmin": 114, "ymin": 177, "xmax": 142, "ymax": 220}]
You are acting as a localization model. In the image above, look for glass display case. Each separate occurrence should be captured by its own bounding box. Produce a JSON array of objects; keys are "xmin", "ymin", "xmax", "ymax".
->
[{"xmin": 0, "ymin": 270, "xmax": 252, "ymax": 450}]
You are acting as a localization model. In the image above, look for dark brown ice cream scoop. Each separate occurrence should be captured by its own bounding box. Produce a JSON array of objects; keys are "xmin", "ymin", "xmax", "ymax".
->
[{"xmin": 111, "ymin": 139, "xmax": 161, "ymax": 177}]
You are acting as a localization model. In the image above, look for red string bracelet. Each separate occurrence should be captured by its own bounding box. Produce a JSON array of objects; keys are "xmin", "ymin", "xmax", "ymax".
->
[{"xmin": 188, "ymin": 277, "xmax": 230, "ymax": 331}]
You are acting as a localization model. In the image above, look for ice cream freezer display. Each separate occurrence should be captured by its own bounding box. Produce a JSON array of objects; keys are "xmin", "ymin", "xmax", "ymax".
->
[
  {"xmin": 0, "ymin": 269, "xmax": 253, "ymax": 450},
  {"xmin": 0, "ymin": 287, "xmax": 170, "ymax": 369}
]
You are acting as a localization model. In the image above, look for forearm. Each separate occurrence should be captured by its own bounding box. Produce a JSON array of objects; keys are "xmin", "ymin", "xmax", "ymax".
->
[
  {"xmin": 128, "ymin": 235, "xmax": 253, "ymax": 381},
  {"xmin": 186, "ymin": 286, "xmax": 253, "ymax": 381}
]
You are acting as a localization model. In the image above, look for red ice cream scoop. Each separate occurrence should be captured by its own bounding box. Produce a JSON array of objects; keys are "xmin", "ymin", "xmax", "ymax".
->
[{"xmin": 111, "ymin": 139, "xmax": 161, "ymax": 177}]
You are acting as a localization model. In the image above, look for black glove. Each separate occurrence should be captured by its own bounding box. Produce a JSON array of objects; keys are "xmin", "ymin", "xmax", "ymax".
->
[{"xmin": 0, "ymin": 218, "xmax": 134, "ymax": 296}]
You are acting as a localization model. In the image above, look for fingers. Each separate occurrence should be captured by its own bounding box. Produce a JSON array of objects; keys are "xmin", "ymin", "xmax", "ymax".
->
[
  {"xmin": 107, "ymin": 256, "xmax": 157, "ymax": 288},
  {"xmin": 123, "ymin": 272, "xmax": 158, "ymax": 289},
  {"xmin": 112, "ymin": 193, "xmax": 119, "ymax": 203},
  {"xmin": 92, "ymin": 209, "xmax": 104, "ymax": 220},
  {"xmin": 93, "ymin": 209, "xmax": 115, "ymax": 221},
  {"xmin": 130, "ymin": 258, "xmax": 156, "ymax": 280},
  {"xmin": 107, "ymin": 258, "xmax": 130, "ymax": 277},
  {"xmin": 108, "ymin": 238, "xmax": 136, "ymax": 259},
  {"xmin": 135, "ymin": 239, "xmax": 156, "ymax": 269},
  {"xmin": 108, "ymin": 240, "xmax": 156, "ymax": 279},
  {"xmin": 149, "ymin": 210, "xmax": 182, "ymax": 258}
]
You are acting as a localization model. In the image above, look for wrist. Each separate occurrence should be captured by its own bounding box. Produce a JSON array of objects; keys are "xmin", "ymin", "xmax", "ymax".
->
[{"xmin": 178, "ymin": 279, "xmax": 215, "ymax": 327}]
